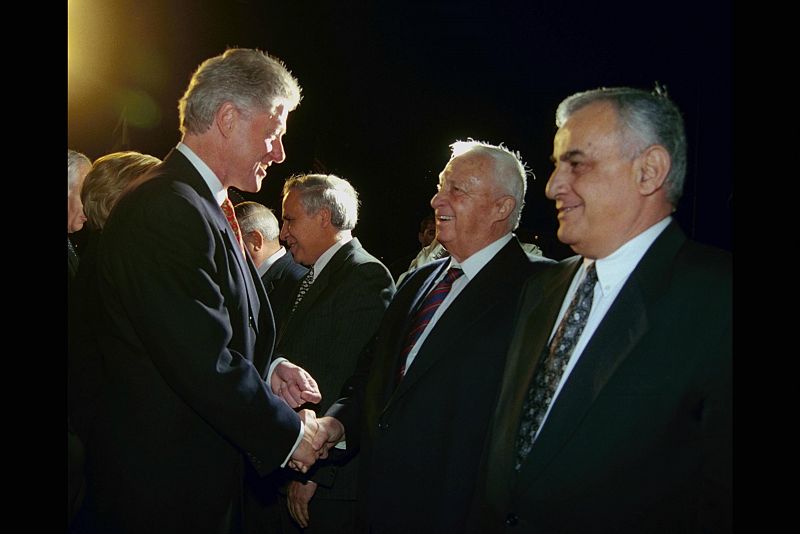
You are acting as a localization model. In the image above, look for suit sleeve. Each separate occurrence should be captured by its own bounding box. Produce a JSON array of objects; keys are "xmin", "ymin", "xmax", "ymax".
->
[{"xmin": 101, "ymin": 192, "xmax": 300, "ymax": 473}]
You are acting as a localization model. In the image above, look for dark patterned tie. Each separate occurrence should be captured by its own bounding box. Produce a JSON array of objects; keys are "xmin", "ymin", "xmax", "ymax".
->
[
  {"xmin": 220, "ymin": 196, "xmax": 246, "ymax": 257},
  {"xmin": 291, "ymin": 266, "xmax": 315, "ymax": 314},
  {"xmin": 398, "ymin": 267, "xmax": 464, "ymax": 380},
  {"xmin": 514, "ymin": 262, "xmax": 598, "ymax": 471}
]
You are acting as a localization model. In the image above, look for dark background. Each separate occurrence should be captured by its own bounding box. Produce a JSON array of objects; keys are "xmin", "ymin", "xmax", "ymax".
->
[{"xmin": 67, "ymin": 0, "xmax": 732, "ymax": 263}]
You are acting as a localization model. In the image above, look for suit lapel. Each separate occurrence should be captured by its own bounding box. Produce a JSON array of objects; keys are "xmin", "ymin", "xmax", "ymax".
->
[
  {"xmin": 162, "ymin": 150, "xmax": 262, "ymax": 337},
  {"xmin": 280, "ymin": 238, "xmax": 359, "ymax": 341},
  {"xmin": 482, "ymin": 256, "xmax": 578, "ymax": 502}
]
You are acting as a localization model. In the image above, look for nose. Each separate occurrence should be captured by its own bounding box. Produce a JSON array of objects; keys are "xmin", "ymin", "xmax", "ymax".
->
[
  {"xmin": 266, "ymin": 136, "xmax": 286, "ymax": 164},
  {"xmin": 279, "ymin": 221, "xmax": 289, "ymax": 241},
  {"xmin": 545, "ymin": 164, "xmax": 567, "ymax": 200},
  {"xmin": 430, "ymin": 189, "xmax": 446, "ymax": 210}
]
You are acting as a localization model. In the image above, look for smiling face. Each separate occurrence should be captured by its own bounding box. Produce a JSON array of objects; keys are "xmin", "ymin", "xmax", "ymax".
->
[
  {"xmin": 546, "ymin": 101, "xmax": 652, "ymax": 259},
  {"xmin": 279, "ymin": 189, "xmax": 327, "ymax": 266},
  {"xmin": 430, "ymin": 152, "xmax": 513, "ymax": 262},
  {"xmin": 223, "ymin": 102, "xmax": 290, "ymax": 193}
]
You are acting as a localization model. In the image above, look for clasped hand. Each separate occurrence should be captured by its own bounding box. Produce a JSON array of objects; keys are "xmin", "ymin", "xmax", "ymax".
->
[{"xmin": 288, "ymin": 413, "xmax": 346, "ymax": 472}]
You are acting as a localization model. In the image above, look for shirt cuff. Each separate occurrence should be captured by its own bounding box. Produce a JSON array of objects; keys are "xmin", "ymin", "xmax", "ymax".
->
[
  {"xmin": 280, "ymin": 420, "xmax": 305, "ymax": 468},
  {"xmin": 267, "ymin": 357, "xmax": 288, "ymax": 388}
]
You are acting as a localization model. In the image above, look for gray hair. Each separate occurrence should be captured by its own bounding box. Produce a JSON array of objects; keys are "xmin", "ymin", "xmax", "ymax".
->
[
  {"xmin": 282, "ymin": 174, "xmax": 360, "ymax": 231},
  {"xmin": 449, "ymin": 139, "xmax": 529, "ymax": 230},
  {"xmin": 555, "ymin": 85, "xmax": 687, "ymax": 206},
  {"xmin": 68, "ymin": 149, "xmax": 91, "ymax": 194},
  {"xmin": 234, "ymin": 201, "xmax": 280, "ymax": 242},
  {"xmin": 178, "ymin": 48, "xmax": 302, "ymax": 135}
]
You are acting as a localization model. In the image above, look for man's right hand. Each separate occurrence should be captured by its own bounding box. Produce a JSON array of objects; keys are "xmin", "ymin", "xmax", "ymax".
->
[
  {"xmin": 288, "ymin": 409, "xmax": 320, "ymax": 473},
  {"xmin": 312, "ymin": 416, "xmax": 345, "ymax": 459}
]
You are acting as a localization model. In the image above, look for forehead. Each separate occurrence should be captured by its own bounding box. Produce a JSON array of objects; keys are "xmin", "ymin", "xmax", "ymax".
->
[
  {"xmin": 554, "ymin": 102, "xmax": 622, "ymax": 157},
  {"xmin": 250, "ymin": 101, "xmax": 290, "ymax": 131},
  {"xmin": 282, "ymin": 189, "xmax": 301, "ymax": 210},
  {"xmin": 439, "ymin": 153, "xmax": 491, "ymax": 182}
]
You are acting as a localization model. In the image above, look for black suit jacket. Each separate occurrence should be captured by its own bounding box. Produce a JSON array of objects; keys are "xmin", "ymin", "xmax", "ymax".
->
[
  {"xmin": 260, "ymin": 250, "xmax": 308, "ymax": 333},
  {"xmin": 86, "ymin": 149, "xmax": 302, "ymax": 534},
  {"xmin": 277, "ymin": 238, "xmax": 395, "ymax": 501},
  {"xmin": 327, "ymin": 238, "xmax": 554, "ymax": 533},
  {"xmin": 473, "ymin": 221, "xmax": 732, "ymax": 533}
]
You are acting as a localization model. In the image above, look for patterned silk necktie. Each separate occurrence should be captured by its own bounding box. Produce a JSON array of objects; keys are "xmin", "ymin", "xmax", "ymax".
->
[
  {"xmin": 291, "ymin": 266, "xmax": 315, "ymax": 314},
  {"xmin": 220, "ymin": 196, "xmax": 246, "ymax": 257},
  {"xmin": 514, "ymin": 262, "xmax": 598, "ymax": 471},
  {"xmin": 398, "ymin": 267, "xmax": 464, "ymax": 380}
]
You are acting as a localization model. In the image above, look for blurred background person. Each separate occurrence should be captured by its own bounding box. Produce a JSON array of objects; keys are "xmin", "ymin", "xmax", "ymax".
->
[
  {"xmin": 68, "ymin": 151, "xmax": 161, "ymax": 531},
  {"xmin": 68, "ymin": 148, "xmax": 92, "ymax": 528},
  {"xmin": 69, "ymin": 151, "xmax": 162, "ymax": 442},
  {"xmin": 68, "ymin": 149, "xmax": 91, "ymax": 282},
  {"xmin": 388, "ymin": 214, "xmax": 436, "ymax": 282},
  {"xmin": 235, "ymin": 200, "xmax": 308, "ymax": 333}
]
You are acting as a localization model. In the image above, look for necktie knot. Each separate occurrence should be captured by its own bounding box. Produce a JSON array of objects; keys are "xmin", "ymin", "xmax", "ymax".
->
[{"xmin": 444, "ymin": 267, "xmax": 464, "ymax": 284}]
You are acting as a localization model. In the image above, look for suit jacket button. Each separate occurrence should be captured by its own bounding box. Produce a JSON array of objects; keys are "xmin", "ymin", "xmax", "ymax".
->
[
  {"xmin": 505, "ymin": 513, "xmax": 518, "ymax": 526},
  {"xmin": 377, "ymin": 422, "xmax": 389, "ymax": 430}
]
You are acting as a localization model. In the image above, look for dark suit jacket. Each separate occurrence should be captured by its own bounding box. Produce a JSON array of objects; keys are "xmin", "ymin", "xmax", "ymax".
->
[
  {"xmin": 327, "ymin": 238, "xmax": 554, "ymax": 533},
  {"xmin": 86, "ymin": 149, "xmax": 302, "ymax": 534},
  {"xmin": 260, "ymin": 250, "xmax": 308, "ymax": 334},
  {"xmin": 276, "ymin": 238, "xmax": 395, "ymax": 501},
  {"xmin": 472, "ymin": 221, "xmax": 732, "ymax": 533}
]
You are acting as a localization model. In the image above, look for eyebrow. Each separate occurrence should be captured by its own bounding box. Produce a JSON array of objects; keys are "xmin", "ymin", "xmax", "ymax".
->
[{"xmin": 550, "ymin": 149, "xmax": 586, "ymax": 163}]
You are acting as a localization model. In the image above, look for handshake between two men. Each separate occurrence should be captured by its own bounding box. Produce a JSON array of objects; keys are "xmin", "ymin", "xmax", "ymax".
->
[{"xmin": 268, "ymin": 359, "xmax": 346, "ymax": 473}]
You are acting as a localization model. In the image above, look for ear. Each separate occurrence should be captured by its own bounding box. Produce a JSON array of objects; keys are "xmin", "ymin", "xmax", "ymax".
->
[
  {"xmin": 215, "ymin": 102, "xmax": 238, "ymax": 139},
  {"xmin": 636, "ymin": 145, "xmax": 670, "ymax": 196},
  {"xmin": 316, "ymin": 208, "xmax": 332, "ymax": 229},
  {"xmin": 245, "ymin": 230, "xmax": 263, "ymax": 251},
  {"xmin": 494, "ymin": 195, "xmax": 516, "ymax": 222}
]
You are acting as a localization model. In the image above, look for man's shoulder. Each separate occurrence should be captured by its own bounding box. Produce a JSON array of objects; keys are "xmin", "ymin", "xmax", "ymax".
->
[
  {"xmin": 269, "ymin": 253, "xmax": 308, "ymax": 282},
  {"xmin": 339, "ymin": 240, "xmax": 392, "ymax": 277}
]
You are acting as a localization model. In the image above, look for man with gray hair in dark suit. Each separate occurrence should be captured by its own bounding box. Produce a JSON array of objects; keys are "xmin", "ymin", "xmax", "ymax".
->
[{"xmin": 269, "ymin": 173, "xmax": 395, "ymax": 532}]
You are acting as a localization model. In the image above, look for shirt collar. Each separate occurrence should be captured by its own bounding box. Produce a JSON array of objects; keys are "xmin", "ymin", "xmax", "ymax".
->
[
  {"xmin": 312, "ymin": 235, "xmax": 354, "ymax": 281},
  {"xmin": 176, "ymin": 142, "xmax": 228, "ymax": 205},
  {"xmin": 258, "ymin": 246, "xmax": 287, "ymax": 278},
  {"xmin": 448, "ymin": 233, "xmax": 513, "ymax": 281},
  {"xmin": 590, "ymin": 216, "xmax": 672, "ymax": 296}
]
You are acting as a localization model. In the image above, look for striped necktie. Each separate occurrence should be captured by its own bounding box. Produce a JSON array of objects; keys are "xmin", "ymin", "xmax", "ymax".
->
[{"xmin": 398, "ymin": 266, "xmax": 464, "ymax": 380}]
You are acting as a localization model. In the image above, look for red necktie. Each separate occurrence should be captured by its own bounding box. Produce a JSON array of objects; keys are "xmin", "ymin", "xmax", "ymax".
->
[{"xmin": 220, "ymin": 196, "xmax": 246, "ymax": 257}]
